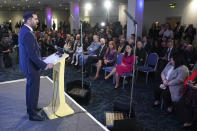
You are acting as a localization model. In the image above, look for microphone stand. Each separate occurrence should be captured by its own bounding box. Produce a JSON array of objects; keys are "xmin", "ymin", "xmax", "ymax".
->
[
  {"xmin": 124, "ymin": 9, "xmax": 138, "ymax": 118},
  {"xmin": 80, "ymin": 21, "xmax": 84, "ymax": 89}
]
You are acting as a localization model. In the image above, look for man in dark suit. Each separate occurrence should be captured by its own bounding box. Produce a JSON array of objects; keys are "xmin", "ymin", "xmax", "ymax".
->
[
  {"xmin": 84, "ymin": 38, "xmax": 107, "ymax": 77},
  {"xmin": 159, "ymin": 39, "xmax": 175, "ymax": 72},
  {"xmin": 19, "ymin": 12, "xmax": 53, "ymax": 121},
  {"xmin": 142, "ymin": 36, "xmax": 151, "ymax": 55}
]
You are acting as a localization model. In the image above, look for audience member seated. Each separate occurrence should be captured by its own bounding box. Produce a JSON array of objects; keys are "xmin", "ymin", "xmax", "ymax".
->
[
  {"xmin": 128, "ymin": 37, "xmax": 134, "ymax": 46},
  {"xmin": 151, "ymin": 39, "xmax": 162, "ymax": 56},
  {"xmin": 136, "ymin": 40, "xmax": 147, "ymax": 66},
  {"xmin": 117, "ymin": 37, "xmax": 127, "ymax": 55},
  {"xmin": 153, "ymin": 52, "xmax": 189, "ymax": 115},
  {"xmin": 83, "ymin": 36, "xmax": 91, "ymax": 51},
  {"xmin": 67, "ymin": 34, "xmax": 80, "ymax": 57},
  {"xmin": 183, "ymin": 44, "xmax": 197, "ymax": 70},
  {"xmin": 64, "ymin": 34, "xmax": 73, "ymax": 52},
  {"xmin": 38, "ymin": 34, "xmax": 45, "ymax": 57},
  {"xmin": 55, "ymin": 32, "xmax": 65, "ymax": 48},
  {"xmin": 71, "ymin": 41, "xmax": 82, "ymax": 66},
  {"xmin": 84, "ymin": 38, "xmax": 107, "ymax": 76},
  {"xmin": 158, "ymin": 39, "xmax": 175, "ymax": 71},
  {"xmin": 160, "ymin": 36, "xmax": 168, "ymax": 48},
  {"xmin": 176, "ymin": 70, "xmax": 197, "ymax": 128},
  {"xmin": 79, "ymin": 35, "xmax": 101, "ymax": 66},
  {"xmin": 43, "ymin": 34, "xmax": 55, "ymax": 56},
  {"xmin": 104, "ymin": 44, "xmax": 135, "ymax": 88},
  {"xmin": 142, "ymin": 36, "xmax": 151, "ymax": 54},
  {"xmin": 94, "ymin": 41, "xmax": 117, "ymax": 80}
]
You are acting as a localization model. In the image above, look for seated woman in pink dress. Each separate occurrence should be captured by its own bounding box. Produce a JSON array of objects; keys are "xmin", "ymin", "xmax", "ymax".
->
[{"xmin": 104, "ymin": 44, "xmax": 135, "ymax": 88}]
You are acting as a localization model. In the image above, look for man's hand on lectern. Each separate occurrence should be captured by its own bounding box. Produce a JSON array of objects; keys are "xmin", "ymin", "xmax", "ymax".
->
[{"xmin": 45, "ymin": 63, "xmax": 54, "ymax": 70}]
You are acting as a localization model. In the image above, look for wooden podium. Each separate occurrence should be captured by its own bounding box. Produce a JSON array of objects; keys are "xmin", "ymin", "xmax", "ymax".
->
[{"xmin": 43, "ymin": 53, "xmax": 74, "ymax": 120}]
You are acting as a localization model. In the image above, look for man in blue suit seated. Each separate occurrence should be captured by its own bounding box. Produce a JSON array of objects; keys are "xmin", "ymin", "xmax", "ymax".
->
[
  {"xmin": 79, "ymin": 35, "xmax": 101, "ymax": 66},
  {"xmin": 19, "ymin": 12, "xmax": 54, "ymax": 121}
]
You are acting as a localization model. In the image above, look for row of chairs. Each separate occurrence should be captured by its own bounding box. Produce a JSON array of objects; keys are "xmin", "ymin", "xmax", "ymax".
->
[{"xmin": 91, "ymin": 53, "xmax": 159, "ymax": 88}]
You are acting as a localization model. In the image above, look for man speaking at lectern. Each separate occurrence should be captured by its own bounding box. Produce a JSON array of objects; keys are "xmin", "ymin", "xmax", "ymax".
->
[{"xmin": 19, "ymin": 12, "xmax": 53, "ymax": 121}]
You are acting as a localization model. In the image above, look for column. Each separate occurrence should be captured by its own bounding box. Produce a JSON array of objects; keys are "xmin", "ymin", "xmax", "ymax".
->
[
  {"xmin": 127, "ymin": 0, "xmax": 144, "ymax": 39},
  {"xmin": 70, "ymin": 2, "xmax": 80, "ymax": 34},
  {"xmin": 46, "ymin": 8, "xmax": 52, "ymax": 29}
]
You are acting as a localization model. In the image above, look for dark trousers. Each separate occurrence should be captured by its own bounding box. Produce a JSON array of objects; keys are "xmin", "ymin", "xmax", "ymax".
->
[
  {"xmin": 154, "ymin": 86, "xmax": 173, "ymax": 108},
  {"xmin": 176, "ymin": 90, "xmax": 197, "ymax": 124},
  {"xmin": 84, "ymin": 56, "xmax": 99, "ymax": 72},
  {"xmin": 26, "ymin": 70, "xmax": 40, "ymax": 116},
  {"xmin": 176, "ymin": 96, "xmax": 193, "ymax": 123}
]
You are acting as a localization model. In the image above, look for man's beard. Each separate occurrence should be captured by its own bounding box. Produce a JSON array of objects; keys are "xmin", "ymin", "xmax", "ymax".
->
[{"xmin": 32, "ymin": 24, "xmax": 37, "ymax": 30}]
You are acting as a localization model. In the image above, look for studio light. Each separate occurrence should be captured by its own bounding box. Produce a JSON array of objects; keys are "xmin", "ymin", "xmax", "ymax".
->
[
  {"xmin": 85, "ymin": 3, "xmax": 92, "ymax": 11},
  {"xmin": 104, "ymin": 1, "xmax": 112, "ymax": 9},
  {"xmin": 101, "ymin": 22, "xmax": 105, "ymax": 27},
  {"xmin": 190, "ymin": 0, "xmax": 197, "ymax": 10}
]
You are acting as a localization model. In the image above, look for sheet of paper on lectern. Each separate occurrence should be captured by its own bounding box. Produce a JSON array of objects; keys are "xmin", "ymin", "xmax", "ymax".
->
[{"xmin": 43, "ymin": 53, "xmax": 69, "ymax": 64}]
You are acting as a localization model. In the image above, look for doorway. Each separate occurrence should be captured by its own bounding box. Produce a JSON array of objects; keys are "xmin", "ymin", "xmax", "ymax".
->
[{"xmin": 166, "ymin": 17, "xmax": 181, "ymax": 30}]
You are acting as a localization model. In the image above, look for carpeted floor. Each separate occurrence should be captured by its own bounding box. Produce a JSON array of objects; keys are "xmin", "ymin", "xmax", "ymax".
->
[{"xmin": 0, "ymin": 64, "xmax": 196, "ymax": 131}]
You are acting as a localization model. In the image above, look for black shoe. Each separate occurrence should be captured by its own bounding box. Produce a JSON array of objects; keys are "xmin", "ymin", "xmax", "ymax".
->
[
  {"xmin": 29, "ymin": 114, "xmax": 46, "ymax": 121},
  {"xmin": 152, "ymin": 104, "xmax": 160, "ymax": 108},
  {"xmin": 27, "ymin": 108, "xmax": 43, "ymax": 114}
]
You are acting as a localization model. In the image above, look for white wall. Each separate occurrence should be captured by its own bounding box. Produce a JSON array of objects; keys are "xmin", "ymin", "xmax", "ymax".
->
[{"xmin": 143, "ymin": 0, "xmax": 197, "ymax": 34}]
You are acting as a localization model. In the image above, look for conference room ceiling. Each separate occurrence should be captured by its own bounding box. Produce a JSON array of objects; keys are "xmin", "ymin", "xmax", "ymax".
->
[
  {"xmin": 0, "ymin": 0, "xmax": 161, "ymax": 11},
  {"xmin": 0, "ymin": 0, "xmax": 71, "ymax": 10}
]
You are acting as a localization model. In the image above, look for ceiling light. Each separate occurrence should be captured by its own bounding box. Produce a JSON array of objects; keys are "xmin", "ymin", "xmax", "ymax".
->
[
  {"xmin": 104, "ymin": 1, "xmax": 112, "ymax": 9},
  {"xmin": 38, "ymin": 1, "xmax": 40, "ymax": 4},
  {"xmin": 101, "ymin": 22, "xmax": 106, "ymax": 27},
  {"xmin": 85, "ymin": 3, "xmax": 92, "ymax": 11},
  {"xmin": 4, "ymin": 1, "xmax": 7, "ymax": 4}
]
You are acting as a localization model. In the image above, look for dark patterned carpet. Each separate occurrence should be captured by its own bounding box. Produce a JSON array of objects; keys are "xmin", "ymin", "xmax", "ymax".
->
[{"xmin": 0, "ymin": 64, "xmax": 196, "ymax": 131}]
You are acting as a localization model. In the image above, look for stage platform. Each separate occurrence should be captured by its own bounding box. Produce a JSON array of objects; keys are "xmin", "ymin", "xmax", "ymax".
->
[{"xmin": 0, "ymin": 76, "xmax": 109, "ymax": 131}]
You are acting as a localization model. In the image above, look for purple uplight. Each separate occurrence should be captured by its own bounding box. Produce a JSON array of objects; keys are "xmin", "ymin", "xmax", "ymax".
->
[
  {"xmin": 73, "ymin": 3, "xmax": 79, "ymax": 30},
  {"xmin": 74, "ymin": 4, "xmax": 79, "ymax": 15},
  {"xmin": 138, "ymin": 0, "xmax": 144, "ymax": 9},
  {"xmin": 46, "ymin": 8, "xmax": 52, "ymax": 28}
]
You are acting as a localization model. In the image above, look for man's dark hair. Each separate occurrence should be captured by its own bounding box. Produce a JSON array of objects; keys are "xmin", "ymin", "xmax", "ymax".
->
[{"xmin": 23, "ymin": 11, "xmax": 36, "ymax": 23}]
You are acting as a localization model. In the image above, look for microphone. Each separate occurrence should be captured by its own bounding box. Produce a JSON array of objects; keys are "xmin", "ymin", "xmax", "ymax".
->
[
  {"xmin": 124, "ymin": 9, "xmax": 137, "ymax": 25},
  {"xmin": 54, "ymin": 45, "xmax": 64, "ymax": 57}
]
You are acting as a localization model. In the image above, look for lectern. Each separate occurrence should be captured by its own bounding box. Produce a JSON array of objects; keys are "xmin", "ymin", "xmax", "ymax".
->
[{"xmin": 43, "ymin": 53, "xmax": 74, "ymax": 120}]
